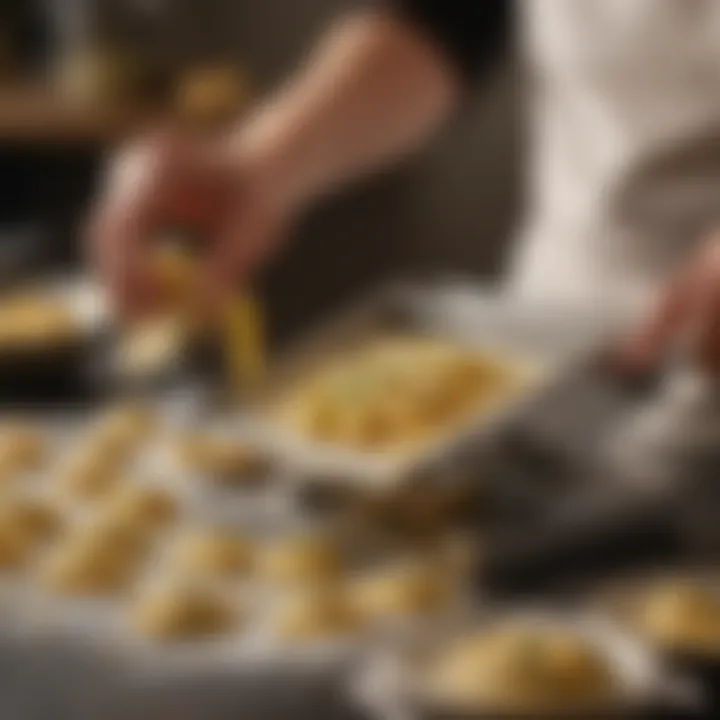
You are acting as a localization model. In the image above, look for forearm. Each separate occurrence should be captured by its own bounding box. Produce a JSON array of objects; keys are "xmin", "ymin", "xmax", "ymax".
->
[{"xmin": 232, "ymin": 11, "xmax": 462, "ymax": 211}]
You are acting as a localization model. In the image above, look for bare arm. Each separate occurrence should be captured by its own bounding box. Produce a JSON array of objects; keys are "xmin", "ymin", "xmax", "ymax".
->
[
  {"xmin": 233, "ymin": 11, "xmax": 463, "ymax": 212},
  {"xmin": 93, "ymin": 3, "xmax": 509, "ymax": 312}
]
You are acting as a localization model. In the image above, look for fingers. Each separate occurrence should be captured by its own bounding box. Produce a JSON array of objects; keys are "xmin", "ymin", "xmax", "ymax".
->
[
  {"xmin": 88, "ymin": 132, "xmax": 205, "ymax": 320},
  {"xmin": 620, "ymin": 266, "xmax": 694, "ymax": 373},
  {"xmin": 198, "ymin": 164, "xmax": 287, "ymax": 317},
  {"xmin": 688, "ymin": 240, "xmax": 720, "ymax": 373},
  {"xmin": 88, "ymin": 141, "xmax": 163, "ymax": 319},
  {"xmin": 621, "ymin": 236, "xmax": 720, "ymax": 375},
  {"xmin": 88, "ymin": 130, "xmax": 286, "ymax": 328},
  {"xmin": 201, "ymin": 204, "xmax": 275, "ymax": 315}
]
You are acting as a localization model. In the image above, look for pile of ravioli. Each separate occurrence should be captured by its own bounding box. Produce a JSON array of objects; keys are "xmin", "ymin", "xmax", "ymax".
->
[
  {"xmin": 0, "ymin": 407, "xmax": 468, "ymax": 646},
  {"xmin": 275, "ymin": 337, "xmax": 520, "ymax": 452}
]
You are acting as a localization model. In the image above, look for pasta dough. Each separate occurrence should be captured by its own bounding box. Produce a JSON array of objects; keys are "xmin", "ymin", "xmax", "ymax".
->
[
  {"xmin": 175, "ymin": 435, "xmax": 269, "ymax": 484},
  {"xmin": 92, "ymin": 404, "xmax": 157, "ymax": 459},
  {"xmin": 41, "ymin": 526, "xmax": 141, "ymax": 595},
  {"xmin": 0, "ymin": 424, "xmax": 46, "ymax": 480},
  {"xmin": 89, "ymin": 515, "xmax": 152, "ymax": 561},
  {"xmin": 132, "ymin": 580, "xmax": 237, "ymax": 640},
  {"xmin": 258, "ymin": 534, "xmax": 343, "ymax": 585},
  {"xmin": 5, "ymin": 497, "xmax": 63, "ymax": 543},
  {"xmin": 153, "ymin": 243, "xmax": 196, "ymax": 305},
  {"xmin": 636, "ymin": 581, "xmax": 720, "ymax": 652},
  {"xmin": 117, "ymin": 318, "xmax": 187, "ymax": 379},
  {"xmin": 57, "ymin": 445, "xmax": 122, "ymax": 501},
  {"xmin": 99, "ymin": 484, "xmax": 178, "ymax": 536},
  {"xmin": 429, "ymin": 625, "xmax": 614, "ymax": 712},
  {"xmin": 0, "ymin": 511, "xmax": 33, "ymax": 570},
  {"xmin": 276, "ymin": 585, "xmax": 364, "ymax": 641},
  {"xmin": 170, "ymin": 529, "xmax": 254, "ymax": 579},
  {"xmin": 275, "ymin": 338, "xmax": 516, "ymax": 451},
  {"xmin": 0, "ymin": 497, "xmax": 63, "ymax": 570},
  {"xmin": 353, "ymin": 562, "xmax": 450, "ymax": 619}
]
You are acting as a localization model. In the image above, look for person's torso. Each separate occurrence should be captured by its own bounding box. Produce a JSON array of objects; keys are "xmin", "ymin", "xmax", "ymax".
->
[{"xmin": 512, "ymin": 0, "xmax": 720, "ymax": 314}]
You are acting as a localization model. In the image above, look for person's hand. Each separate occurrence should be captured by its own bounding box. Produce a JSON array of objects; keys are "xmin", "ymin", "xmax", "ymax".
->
[
  {"xmin": 624, "ymin": 235, "xmax": 720, "ymax": 374},
  {"xmin": 88, "ymin": 131, "xmax": 290, "ymax": 319}
]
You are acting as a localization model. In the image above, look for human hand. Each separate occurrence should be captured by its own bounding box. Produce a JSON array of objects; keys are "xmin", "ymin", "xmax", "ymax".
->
[
  {"xmin": 88, "ymin": 130, "xmax": 291, "ymax": 319},
  {"xmin": 624, "ymin": 235, "xmax": 720, "ymax": 374}
]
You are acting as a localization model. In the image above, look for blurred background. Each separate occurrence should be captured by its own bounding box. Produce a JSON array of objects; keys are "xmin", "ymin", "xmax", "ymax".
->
[
  {"xmin": 7, "ymin": 7, "xmax": 720, "ymax": 719},
  {"xmin": 0, "ymin": 0, "xmax": 520, "ymax": 343}
]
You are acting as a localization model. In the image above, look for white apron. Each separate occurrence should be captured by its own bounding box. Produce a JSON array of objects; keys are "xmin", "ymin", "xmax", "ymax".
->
[{"xmin": 511, "ymin": 0, "xmax": 720, "ymax": 318}]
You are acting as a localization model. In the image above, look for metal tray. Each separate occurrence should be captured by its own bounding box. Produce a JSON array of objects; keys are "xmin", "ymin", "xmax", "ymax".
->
[
  {"xmin": 0, "ymin": 395, "xmax": 483, "ymax": 720},
  {"xmin": 353, "ymin": 608, "xmax": 699, "ymax": 719},
  {"xmin": 252, "ymin": 279, "xmax": 619, "ymax": 488}
]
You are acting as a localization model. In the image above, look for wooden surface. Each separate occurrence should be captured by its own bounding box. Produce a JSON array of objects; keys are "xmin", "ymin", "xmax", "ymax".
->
[{"xmin": 0, "ymin": 81, "xmax": 166, "ymax": 144}]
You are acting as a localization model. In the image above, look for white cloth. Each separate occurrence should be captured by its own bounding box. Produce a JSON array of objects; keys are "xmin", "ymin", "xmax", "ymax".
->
[{"xmin": 510, "ymin": 0, "xmax": 720, "ymax": 318}]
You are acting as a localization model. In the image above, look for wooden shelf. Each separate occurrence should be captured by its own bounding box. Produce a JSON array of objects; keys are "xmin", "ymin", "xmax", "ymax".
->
[{"xmin": 0, "ymin": 81, "xmax": 167, "ymax": 145}]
